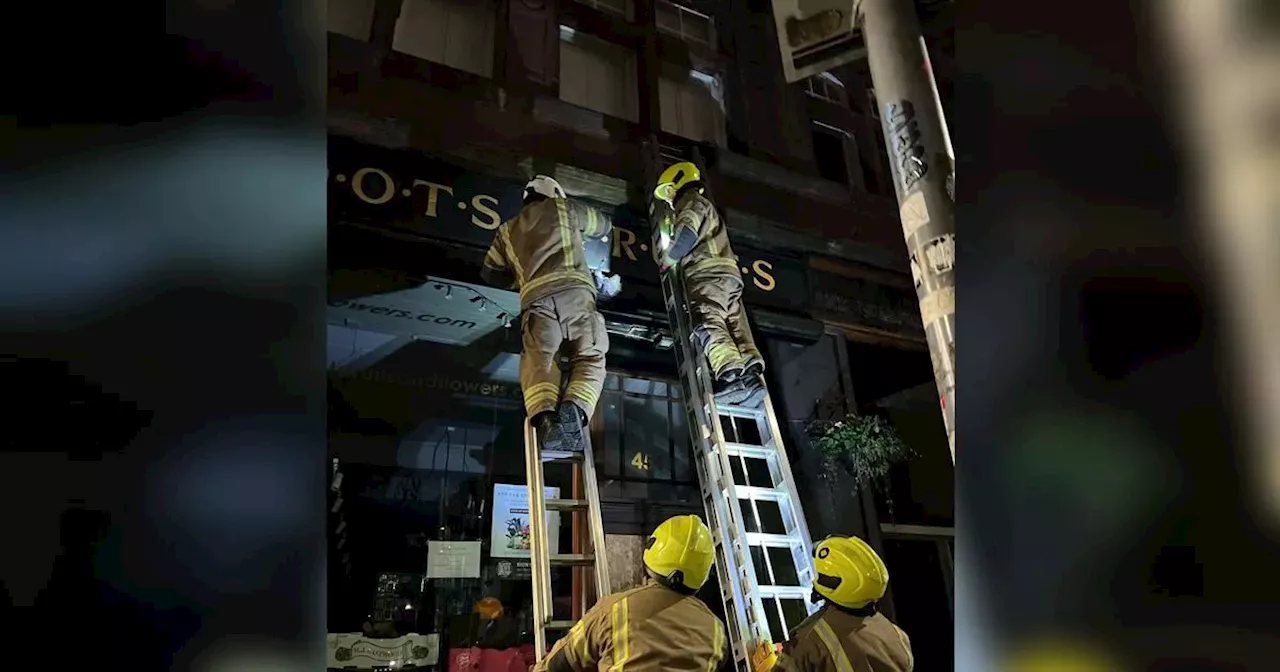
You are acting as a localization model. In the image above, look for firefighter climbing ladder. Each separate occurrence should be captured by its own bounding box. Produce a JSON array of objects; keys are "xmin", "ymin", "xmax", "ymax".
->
[
  {"xmin": 647, "ymin": 144, "xmax": 820, "ymax": 670},
  {"xmin": 523, "ymin": 415, "xmax": 612, "ymax": 662}
]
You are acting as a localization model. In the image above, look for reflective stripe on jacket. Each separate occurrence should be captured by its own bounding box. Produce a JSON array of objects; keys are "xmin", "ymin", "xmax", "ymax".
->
[
  {"xmin": 535, "ymin": 581, "xmax": 728, "ymax": 672},
  {"xmin": 774, "ymin": 605, "xmax": 913, "ymax": 672},
  {"xmin": 669, "ymin": 190, "xmax": 739, "ymax": 278},
  {"xmin": 483, "ymin": 197, "xmax": 611, "ymax": 308}
]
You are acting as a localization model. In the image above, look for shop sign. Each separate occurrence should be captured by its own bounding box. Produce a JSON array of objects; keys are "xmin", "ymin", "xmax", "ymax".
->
[
  {"xmin": 328, "ymin": 136, "xmax": 810, "ymax": 310},
  {"xmin": 810, "ymin": 270, "xmax": 924, "ymax": 338},
  {"xmin": 327, "ymin": 276, "xmax": 520, "ymax": 346},
  {"xmin": 327, "ymin": 632, "xmax": 439, "ymax": 668}
]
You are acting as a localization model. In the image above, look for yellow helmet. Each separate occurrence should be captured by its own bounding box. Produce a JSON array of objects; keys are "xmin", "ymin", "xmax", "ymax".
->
[
  {"xmin": 813, "ymin": 536, "xmax": 889, "ymax": 609},
  {"xmin": 653, "ymin": 161, "xmax": 702, "ymax": 204},
  {"xmin": 643, "ymin": 514, "xmax": 715, "ymax": 591}
]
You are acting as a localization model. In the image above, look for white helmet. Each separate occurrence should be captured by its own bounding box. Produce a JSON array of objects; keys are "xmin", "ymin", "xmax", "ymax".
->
[{"xmin": 525, "ymin": 175, "xmax": 566, "ymax": 201}]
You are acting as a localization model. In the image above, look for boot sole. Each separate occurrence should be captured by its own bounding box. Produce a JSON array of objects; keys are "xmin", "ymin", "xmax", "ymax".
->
[{"xmin": 557, "ymin": 403, "xmax": 586, "ymax": 453}]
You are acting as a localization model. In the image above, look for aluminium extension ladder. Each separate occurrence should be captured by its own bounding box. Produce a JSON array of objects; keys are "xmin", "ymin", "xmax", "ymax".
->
[
  {"xmin": 647, "ymin": 145, "xmax": 820, "ymax": 670},
  {"xmin": 523, "ymin": 414, "xmax": 612, "ymax": 662}
]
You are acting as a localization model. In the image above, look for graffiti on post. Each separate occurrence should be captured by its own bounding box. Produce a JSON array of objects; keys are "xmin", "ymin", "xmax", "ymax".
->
[{"xmin": 884, "ymin": 100, "xmax": 929, "ymax": 193}]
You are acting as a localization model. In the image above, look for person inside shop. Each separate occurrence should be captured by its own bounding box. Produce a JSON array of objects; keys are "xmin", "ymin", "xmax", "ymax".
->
[
  {"xmin": 480, "ymin": 175, "xmax": 620, "ymax": 453},
  {"xmin": 652, "ymin": 161, "xmax": 764, "ymax": 406},
  {"xmin": 532, "ymin": 514, "xmax": 729, "ymax": 672},
  {"xmin": 752, "ymin": 535, "xmax": 914, "ymax": 672}
]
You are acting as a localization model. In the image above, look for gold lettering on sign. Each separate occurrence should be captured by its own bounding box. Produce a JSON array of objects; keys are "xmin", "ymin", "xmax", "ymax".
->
[
  {"xmin": 352, "ymin": 167, "xmax": 395, "ymax": 205},
  {"xmin": 751, "ymin": 259, "xmax": 776, "ymax": 292},
  {"xmin": 471, "ymin": 194, "xmax": 501, "ymax": 230},
  {"xmin": 412, "ymin": 179, "xmax": 453, "ymax": 218},
  {"xmin": 613, "ymin": 226, "xmax": 638, "ymax": 262}
]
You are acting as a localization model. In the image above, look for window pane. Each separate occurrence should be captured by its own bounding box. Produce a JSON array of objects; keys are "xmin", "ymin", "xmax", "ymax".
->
[
  {"xmin": 656, "ymin": 5, "xmax": 680, "ymax": 33},
  {"xmin": 684, "ymin": 14, "xmax": 712, "ymax": 44}
]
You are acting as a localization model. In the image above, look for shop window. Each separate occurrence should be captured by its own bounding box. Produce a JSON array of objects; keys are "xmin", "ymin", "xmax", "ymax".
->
[
  {"xmin": 804, "ymin": 72, "xmax": 848, "ymax": 106},
  {"xmin": 596, "ymin": 373, "xmax": 696, "ymax": 491},
  {"xmin": 559, "ymin": 26, "xmax": 639, "ymax": 122},
  {"xmin": 328, "ymin": 0, "xmax": 375, "ymax": 41},
  {"xmin": 658, "ymin": 67, "xmax": 724, "ymax": 144},
  {"xmin": 393, "ymin": 0, "xmax": 496, "ymax": 78},
  {"xmin": 573, "ymin": 0, "xmax": 633, "ymax": 21},
  {"xmin": 656, "ymin": 0, "xmax": 715, "ymax": 48},
  {"xmin": 812, "ymin": 122, "xmax": 851, "ymax": 186}
]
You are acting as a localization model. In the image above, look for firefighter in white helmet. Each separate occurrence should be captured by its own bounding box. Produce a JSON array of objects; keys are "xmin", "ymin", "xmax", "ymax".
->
[
  {"xmin": 534, "ymin": 515, "xmax": 729, "ymax": 672},
  {"xmin": 480, "ymin": 175, "xmax": 619, "ymax": 452},
  {"xmin": 754, "ymin": 535, "xmax": 914, "ymax": 672},
  {"xmin": 653, "ymin": 161, "xmax": 764, "ymax": 405}
]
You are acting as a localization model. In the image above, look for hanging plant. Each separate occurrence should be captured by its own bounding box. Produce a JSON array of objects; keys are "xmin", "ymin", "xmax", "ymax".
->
[{"xmin": 806, "ymin": 413, "xmax": 914, "ymax": 510}]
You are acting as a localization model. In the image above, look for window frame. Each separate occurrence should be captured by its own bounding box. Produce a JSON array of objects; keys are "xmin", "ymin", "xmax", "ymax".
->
[{"xmin": 655, "ymin": 0, "xmax": 716, "ymax": 48}]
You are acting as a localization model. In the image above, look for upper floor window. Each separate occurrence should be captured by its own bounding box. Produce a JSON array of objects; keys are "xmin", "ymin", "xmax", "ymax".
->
[
  {"xmin": 656, "ymin": 1, "xmax": 715, "ymax": 48},
  {"xmin": 573, "ymin": 0, "xmax": 634, "ymax": 21},
  {"xmin": 328, "ymin": 0, "xmax": 375, "ymax": 42},
  {"xmin": 559, "ymin": 26, "xmax": 640, "ymax": 122},
  {"xmin": 804, "ymin": 72, "xmax": 848, "ymax": 106},
  {"xmin": 658, "ymin": 67, "xmax": 724, "ymax": 145},
  {"xmin": 392, "ymin": 0, "xmax": 496, "ymax": 78}
]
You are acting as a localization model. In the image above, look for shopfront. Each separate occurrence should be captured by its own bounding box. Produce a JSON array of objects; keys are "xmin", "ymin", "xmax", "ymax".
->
[{"xmin": 325, "ymin": 134, "xmax": 945, "ymax": 669}]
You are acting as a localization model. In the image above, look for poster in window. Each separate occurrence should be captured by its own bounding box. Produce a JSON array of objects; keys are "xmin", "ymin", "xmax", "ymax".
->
[{"xmin": 490, "ymin": 483, "xmax": 561, "ymax": 559}]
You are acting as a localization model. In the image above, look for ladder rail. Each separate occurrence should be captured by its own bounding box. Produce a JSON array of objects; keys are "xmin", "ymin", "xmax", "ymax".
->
[
  {"xmin": 523, "ymin": 418, "xmax": 552, "ymax": 657},
  {"xmin": 525, "ymin": 416, "xmax": 611, "ymax": 664}
]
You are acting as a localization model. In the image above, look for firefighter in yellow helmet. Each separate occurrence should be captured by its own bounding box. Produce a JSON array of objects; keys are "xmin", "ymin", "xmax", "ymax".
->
[
  {"xmin": 533, "ymin": 514, "xmax": 729, "ymax": 672},
  {"xmin": 481, "ymin": 175, "xmax": 619, "ymax": 453},
  {"xmin": 653, "ymin": 161, "xmax": 764, "ymax": 405},
  {"xmin": 755, "ymin": 535, "xmax": 913, "ymax": 672}
]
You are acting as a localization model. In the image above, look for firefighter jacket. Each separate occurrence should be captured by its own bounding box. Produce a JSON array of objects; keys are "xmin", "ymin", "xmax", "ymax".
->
[
  {"xmin": 482, "ymin": 197, "xmax": 612, "ymax": 308},
  {"xmin": 534, "ymin": 581, "xmax": 728, "ymax": 672},
  {"xmin": 667, "ymin": 189, "xmax": 740, "ymax": 278},
  {"xmin": 773, "ymin": 604, "xmax": 913, "ymax": 672}
]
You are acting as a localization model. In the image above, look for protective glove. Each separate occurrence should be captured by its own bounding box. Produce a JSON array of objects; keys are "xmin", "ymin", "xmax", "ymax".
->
[{"xmin": 593, "ymin": 269, "xmax": 622, "ymax": 299}]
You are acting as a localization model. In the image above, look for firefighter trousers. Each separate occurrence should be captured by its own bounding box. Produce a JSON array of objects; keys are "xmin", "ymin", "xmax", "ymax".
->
[
  {"xmin": 519, "ymin": 286, "xmax": 609, "ymax": 419},
  {"xmin": 685, "ymin": 270, "xmax": 762, "ymax": 379}
]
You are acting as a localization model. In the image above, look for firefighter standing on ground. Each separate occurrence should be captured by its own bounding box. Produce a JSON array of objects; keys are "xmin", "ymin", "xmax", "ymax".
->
[
  {"xmin": 755, "ymin": 536, "xmax": 914, "ymax": 672},
  {"xmin": 533, "ymin": 514, "xmax": 729, "ymax": 672},
  {"xmin": 481, "ymin": 175, "xmax": 617, "ymax": 452},
  {"xmin": 653, "ymin": 161, "xmax": 764, "ymax": 402}
]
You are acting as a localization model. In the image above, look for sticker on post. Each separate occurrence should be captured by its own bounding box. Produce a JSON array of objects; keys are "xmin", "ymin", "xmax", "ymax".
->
[
  {"xmin": 899, "ymin": 191, "xmax": 930, "ymax": 239},
  {"xmin": 922, "ymin": 234, "xmax": 955, "ymax": 275}
]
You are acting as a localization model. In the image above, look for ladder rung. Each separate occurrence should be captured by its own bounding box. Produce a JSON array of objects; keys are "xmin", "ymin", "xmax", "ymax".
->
[
  {"xmin": 733, "ymin": 486, "xmax": 788, "ymax": 502},
  {"xmin": 549, "ymin": 553, "xmax": 595, "ymax": 566},
  {"xmin": 758, "ymin": 585, "xmax": 811, "ymax": 600},
  {"xmin": 714, "ymin": 403, "xmax": 766, "ymax": 419},
  {"xmin": 745, "ymin": 532, "xmax": 805, "ymax": 548},
  {"xmin": 724, "ymin": 442, "xmax": 773, "ymax": 459},
  {"xmin": 541, "ymin": 449, "xmax": 585, "ymax": 462},
  {"xmin": 546, "ymin": 620, "xmax": 577, "ymax": 630},
  {"xmin": 546, "ymin": 498, "xmax": 590, "ymax": 511}
]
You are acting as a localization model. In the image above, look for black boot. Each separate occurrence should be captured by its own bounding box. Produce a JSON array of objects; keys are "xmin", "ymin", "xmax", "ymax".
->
[
  {"xmin": 533, "ymin": 411, "xmax": 564, "ymax": 451},
  {"xmin": 736, "ymin": 374, "xmax": 767, "ymax": 408},
  {"xmin": 742, "ymin": 358, "xmax": 764, "ymax": 378},
  {"xmin": 556, "ymin": 401, "xmax": 589, "ymax": 453},
  {"xmin": 711, "ymin": 367, "xmax": 743, "ymax": 395}
]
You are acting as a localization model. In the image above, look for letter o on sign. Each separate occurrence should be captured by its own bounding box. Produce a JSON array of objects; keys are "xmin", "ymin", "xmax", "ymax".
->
[{"xmin": 352, "ymin": 167, "xmax": 395, "ymax": 205}]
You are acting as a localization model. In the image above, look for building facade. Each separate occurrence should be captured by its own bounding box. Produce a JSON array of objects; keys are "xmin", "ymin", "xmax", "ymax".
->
[{"xmin": 325, "ymin": 0, "xmax": 954, "ymax": 669}]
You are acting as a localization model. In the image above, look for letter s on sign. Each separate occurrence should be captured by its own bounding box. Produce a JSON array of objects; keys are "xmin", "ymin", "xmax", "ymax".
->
[
  {"xmin": 352, "ymin": 167, "xmax": 395, "ymax": 205},
  {"xmin": 471, "ymin": 194, "xmax": 501, "ymax": 230},
  {"xmin": 751, "ymin": 259, "xmax": 776, "ymax": 291}
]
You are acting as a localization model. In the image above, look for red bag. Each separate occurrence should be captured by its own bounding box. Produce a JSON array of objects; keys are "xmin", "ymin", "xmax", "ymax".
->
[{"xmin": 448, "ymin": 646, "xmax": 532, "ymax": 672}]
